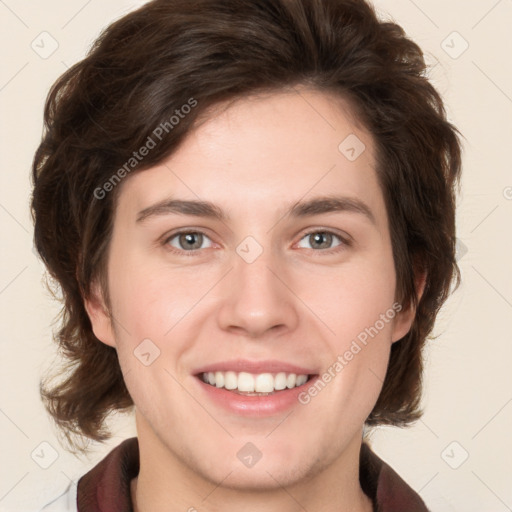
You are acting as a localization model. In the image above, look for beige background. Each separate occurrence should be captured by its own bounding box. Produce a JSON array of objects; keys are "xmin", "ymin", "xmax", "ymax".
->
[{"xmin": 1, "ymin": 0, "xmax": 511, "ymax": 510}]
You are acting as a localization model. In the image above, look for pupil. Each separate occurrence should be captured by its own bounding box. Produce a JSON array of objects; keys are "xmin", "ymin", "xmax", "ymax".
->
[
  {"xmin": 312, "ymin": 232, "xmax": 331, "ymax": 249},
  {"xmin": 180, "ymin": 232, "xmax": 201, "ymax": 249}
]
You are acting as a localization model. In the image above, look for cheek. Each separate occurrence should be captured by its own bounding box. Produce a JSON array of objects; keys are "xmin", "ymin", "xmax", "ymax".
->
[
  {"xmin": 301, "ymin": 250, "xmax": 397, "ymax": 341},
  {"xmin": 107, "ymin": 263, "xmax": 193, "ymax": 417},
  {"xmin": 107, "ymin": 252, "xmax": 213, "ymax": 341},
  {"xmin": 106, "ymin": 257, "xmax": 215, "ymax": 408},
  {"xmin": 298, "ymin": 248, "xmax": 397, "ymax": 405}
]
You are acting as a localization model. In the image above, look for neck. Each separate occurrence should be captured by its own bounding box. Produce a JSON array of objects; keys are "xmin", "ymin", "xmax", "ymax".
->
[{"xmin": 131, "ymin": 415, "xmax": 373, "ymax": 512}]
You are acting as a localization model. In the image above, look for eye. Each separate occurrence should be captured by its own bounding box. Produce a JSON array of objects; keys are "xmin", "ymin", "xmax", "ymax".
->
[
  {"xmin": 165, "ymin": 231, "xmax": 214, "ymax": 252},
  {"xmin": 296, "ymin": 230, "xmax": 347, "ymax": 251}
]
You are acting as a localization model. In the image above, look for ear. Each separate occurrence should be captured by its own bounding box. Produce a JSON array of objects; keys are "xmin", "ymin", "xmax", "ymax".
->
[
  {"xmin": 83, "ymin": 280, "xmax": 117, "ymax": 348},
  {"xmin": 391, "ymin": 270, "xmax": 427, "ymax": 343}
]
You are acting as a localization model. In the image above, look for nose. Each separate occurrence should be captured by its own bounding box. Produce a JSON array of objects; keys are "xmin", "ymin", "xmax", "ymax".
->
[{"xmin": 216, "ymin": 247, "xmax": 299, "ymax": 339}]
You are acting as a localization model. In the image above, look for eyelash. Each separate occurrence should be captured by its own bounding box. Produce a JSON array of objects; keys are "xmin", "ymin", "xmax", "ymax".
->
[{"xmin": 161, "ymin": 228, "xmax": 352, "ymax": 256}]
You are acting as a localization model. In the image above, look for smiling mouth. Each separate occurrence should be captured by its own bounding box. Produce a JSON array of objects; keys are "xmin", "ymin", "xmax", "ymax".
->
[{"xmin": 197, "ymin": 371, "xmax": 314, "ymax": 395}]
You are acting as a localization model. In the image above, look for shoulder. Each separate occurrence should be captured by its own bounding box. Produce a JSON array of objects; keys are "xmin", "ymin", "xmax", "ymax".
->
[
  {"xmin": 36, "ymin": 437, "xmax": 138, "ymax": 512},
  {"xmin": 360, "ymin": 443, "xmax": 430, "ymax": 512},
  {"xmin": 38, "ymin": 481, "xmax": 78, "ymax": 512}
]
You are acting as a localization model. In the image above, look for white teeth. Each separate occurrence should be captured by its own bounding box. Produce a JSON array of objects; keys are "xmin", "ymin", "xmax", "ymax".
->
[
  {"xmin": 286, "ymin": 373, "xmax": 296, "ymax": 389},
  {"xmin": 255, "ymin": 373, "xmax": 274, "ymax": 393},
  {"xmin": 296, "ymin": 374, "xmax": 308, "ymax": 386},
  {"xmin": 214, "ymin": 371, "xmax": 224, "ymax": 388},
  {"xmin": 274, "ymin": 372, "xmax": 287, "ymax": 391},
  {"xmin": 200, "ymin": 371, "xmax": 310, "ymax": 393},
  {"xmin": 238, "ymin": 372, "xmax": 255, "ymax": 392},
  {"xmin": 224, "ymin": 371, "xmax": 237, "ymax": 390}
]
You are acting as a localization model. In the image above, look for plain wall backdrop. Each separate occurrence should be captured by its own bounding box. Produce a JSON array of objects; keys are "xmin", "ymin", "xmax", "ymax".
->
[{"xmin": 1, "ymin": 0, "xmax": 511, "ymax": 510}]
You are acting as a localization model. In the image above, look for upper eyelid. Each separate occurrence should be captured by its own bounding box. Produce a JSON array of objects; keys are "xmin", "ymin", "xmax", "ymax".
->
[
  {"xmin": 299, "ymin": 227, "xmax": 351, "ymax": 241},
  {"xmin": 163, "ymin": 229, "xmax": 214, "ymax": 247},
  {"xmin": 295, "ymin": 230, "xmax": 351, "ymax": 250},
  {"xmin": 163, "ymin": 228, "xmax": 214, "ymax": 243}
]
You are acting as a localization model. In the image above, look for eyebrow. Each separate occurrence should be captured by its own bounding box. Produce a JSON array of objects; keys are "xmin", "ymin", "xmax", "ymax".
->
[{"xmin": 136, "ymin": 195, "xmax": 376, "ymax": 225}]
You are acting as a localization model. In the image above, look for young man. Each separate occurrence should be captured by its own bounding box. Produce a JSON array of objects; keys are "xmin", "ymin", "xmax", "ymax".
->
[{"xmin": 32, "ymin": 0, "xmax": 461, "ymax": 510}]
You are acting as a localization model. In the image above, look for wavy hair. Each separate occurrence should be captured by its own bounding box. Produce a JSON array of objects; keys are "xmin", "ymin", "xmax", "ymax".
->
[{"xmin": 31, "ymin": 0, "xmax": 462, "ymax": 450}]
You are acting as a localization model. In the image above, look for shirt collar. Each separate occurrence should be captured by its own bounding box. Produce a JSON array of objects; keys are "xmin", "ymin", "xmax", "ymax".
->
[{"xmin": 77, "ymin": 437, "xmax": 429, "ymax": 511}]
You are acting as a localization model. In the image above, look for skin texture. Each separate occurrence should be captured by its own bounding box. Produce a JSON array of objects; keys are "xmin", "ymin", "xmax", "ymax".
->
[{"xmin": 85, "ymin": 88, "xmax": 419, "ymax": 512}]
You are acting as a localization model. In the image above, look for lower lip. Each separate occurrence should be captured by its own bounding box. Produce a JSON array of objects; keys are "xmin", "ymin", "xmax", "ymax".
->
[{"xmin": 195, "ymin": 376, "xmax": 318, "ymax": 417}]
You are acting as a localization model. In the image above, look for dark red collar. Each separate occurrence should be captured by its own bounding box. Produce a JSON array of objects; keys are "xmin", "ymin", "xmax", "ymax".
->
[{"xmin": 77, "ymin": 437, "xmax": 428, "ymax": 511}]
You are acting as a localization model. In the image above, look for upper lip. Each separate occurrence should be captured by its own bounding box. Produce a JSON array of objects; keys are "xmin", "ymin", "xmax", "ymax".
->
[{"xmin": 193, "ymin": 359, "xmax": 317, "ymax": 376}]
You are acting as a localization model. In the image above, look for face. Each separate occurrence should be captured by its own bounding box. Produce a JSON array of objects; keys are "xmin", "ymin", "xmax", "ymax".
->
[{"xmin": 86, "ymin": 88, "xmax": 415, "ymax": 491}]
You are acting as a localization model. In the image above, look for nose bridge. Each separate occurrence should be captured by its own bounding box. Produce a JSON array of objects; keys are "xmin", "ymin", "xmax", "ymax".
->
[{"xmin": 216, "ymin": 240, "xmax": 298, "ymax": 337}]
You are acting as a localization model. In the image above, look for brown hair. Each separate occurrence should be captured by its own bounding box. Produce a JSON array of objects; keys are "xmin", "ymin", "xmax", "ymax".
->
[{"xmin": 31, "ymin": 0, "xmax": 462, "ymax": 450}]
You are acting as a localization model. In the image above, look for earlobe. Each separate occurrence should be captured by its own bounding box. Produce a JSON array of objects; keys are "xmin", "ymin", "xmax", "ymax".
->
[
  {"xmin": 391, "ymin": 270, "xmax": 427, "ymax": 343},
  {"xmin": 83, "ymin": 281, "xmax": 116, "ymax": 348}
]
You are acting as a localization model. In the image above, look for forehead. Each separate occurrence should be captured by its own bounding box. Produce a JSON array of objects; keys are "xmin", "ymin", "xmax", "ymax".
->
[{"xmin": 114, "ymin": 88, "xmax": 387, "ymax": 229}]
